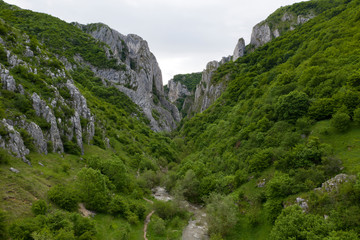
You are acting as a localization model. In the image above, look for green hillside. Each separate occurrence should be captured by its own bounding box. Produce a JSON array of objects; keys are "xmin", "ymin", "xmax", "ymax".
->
[
  {"xmin": 1, "ymin": 0, "xmax": 360, "ymax": 239},
  {"xmin": 170, "ymin": 0, "xmax": 360, "ymax": 238}
]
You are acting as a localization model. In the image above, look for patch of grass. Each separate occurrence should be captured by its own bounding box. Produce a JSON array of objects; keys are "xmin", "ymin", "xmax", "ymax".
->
[
  {"xmin": 0, "ymin": 150, "xmax": 84, "ymax": 222},
  {"xmin": 311, "ymin": 121, "xmax": 360, "ymax": 174}
]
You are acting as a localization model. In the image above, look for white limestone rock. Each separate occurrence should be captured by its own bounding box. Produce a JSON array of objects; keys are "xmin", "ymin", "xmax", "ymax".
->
[{"xmin": 233, "ymin": 38, "xmax": 245, "ymax": 62}]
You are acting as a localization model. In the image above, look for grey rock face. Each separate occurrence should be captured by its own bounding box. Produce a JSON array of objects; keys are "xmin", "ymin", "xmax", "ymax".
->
[
  {"xmin": 65, "ymin": 80, "xmax": 94, "ymax": 144},
  {"xmin": 192, "ymin": 60, "xmax": 228, "ymax": 113},
  {"xmin": 22, "ymin": 121, "xmax": 48, "ymax": 154},
  {"xmin": 79, "ymin": 23, "xmax": 180, "ymax": 132},
  {"xmin": 9, "ymin": 167, "xmax": 20, "ymax": 173},
  {"xmin": 167, "ymin": 79, "xmax": 191, "ymax": 103},
  {"xmin": 296, "ymin": 197, "xmax": 309, "ymax": 212},
  {"xmin": 281, "ymin": 12, "xmax": 294, "ymax": 22},
  {"xmin": 32, "ymin": 93, "xmax": 64, "ymax": 153},
  {"xmin": 250, "ymin": 22, "xmax": 272, "ymax": 48},
  {"xmin": 233, "ymin": 38, "xmax": 245, "ymax": 61},
  {"xmin": 0, "ymin": 65, "xmax": 17, "ymax": 92},
  {"xmin": 0, "ymin": 119, "xmax": 30, "ymax": 164},
  {"xmin": 317, "ymin": 174, "xmax": 356, "ymax": 193},
  {"xmin": 297, "ymin": 14, "xmax": 315, "ymax": 24},
  {"xmin": 250, "ymin": 11, "xmax": 316, "ymax": 49},
  {"xmin": 71, "ymin": 111, "xmax": 83, "ymax": 154},
  {"xmin": 24, "ymin": 46, "xmax": 34, "ymax": 58}
]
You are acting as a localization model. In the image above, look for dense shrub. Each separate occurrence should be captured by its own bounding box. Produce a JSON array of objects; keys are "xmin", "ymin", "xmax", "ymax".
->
[
  {"xmin": 31, "ymin": 200, "xmax": 48, "ymax": 215},
  {"xmin": 63, "ymin": 140, "xmax": 81, "ymax": 155},
  {"xmin": 150, "ymin": 215, "xmax": 166, "ymax": 236},
  {"xmin": 108, "ymin": 195, "xmax": 129, "ymax": 217},
  {"xmin": 330, "ymin": 111, "xmax": 350, "ymax": 132},
  {"xmin": 205, "ymin": 193, "xmax": 237, "ymax": 237},
  {"xmin": 48, "ymin": 184, "xmax": 79, "ymax": 211},
  {"xmin": 76, "ymin": 168, "xmax": 112, "ymax": 212},
  {"xmin": 275, "ymin": 91, "xmax": 310, "ymax": 123},
  {"xmin": 0, "ymin": 148, "xmax": 10, "ymax": 164},
  {"xmin": 270, "ymin": 205, "xmax": 331, "ymax": 240}
]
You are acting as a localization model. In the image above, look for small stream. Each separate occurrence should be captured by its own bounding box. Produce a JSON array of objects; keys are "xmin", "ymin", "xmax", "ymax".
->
[{"xmin": 152, "ymin": 187, "xmax": 209, "ymax": 240}]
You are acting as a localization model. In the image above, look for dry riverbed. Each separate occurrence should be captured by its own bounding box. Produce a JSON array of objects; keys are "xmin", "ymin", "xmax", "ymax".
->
[{"xmin": 150, "ymin": 187, "xmax": 209, "ymax": 240}]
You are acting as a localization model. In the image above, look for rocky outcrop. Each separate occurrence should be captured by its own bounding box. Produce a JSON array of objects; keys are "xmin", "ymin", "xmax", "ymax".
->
[
  {"xmin": 0, "ymin": 65, "xmax": 17, "ymax": 92},
  {"xmin": 250, "ymin": 11, "xmax": 315, "ymax": 49},
  {"xmin": 77, "ymin": 23, "xmax": 180, "ymax": 132},
  {"xmin": 250, "ymin": 22, "xmax": 272, "ymax": 49},
  {"xmin": 32, "ymin": 93, "xmax": 64, "ymax": 153},
  {"xmin": 0, "ymin": 119, "xmax": 30, "ymax": 164},
  {"xmin": 192, "ymin": 60, "xmax": 229, "ymax": 113},
  {"xmin": 233, "ymin": 38, "xmax": 245, "ymax": 62},
  {"xmin": 167, "ymin": 80, "xmax": 191, "ymax": 103},
  {"xmin": 65, "ymin": 80, "xmax": 95, "ymax": 145},
  {"xmin": 315, "ymin": 174, "xmax": 356, "ymax": 193},
  {"xmin": 22, "ymin": 121, "xmax": 48, "ymax": 154}
]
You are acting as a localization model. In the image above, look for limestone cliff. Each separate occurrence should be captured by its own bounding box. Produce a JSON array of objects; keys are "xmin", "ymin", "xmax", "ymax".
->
[
  {"xmin": 191, "ymin": 58, "xmax": 230, "ymax": 114},
  {"xmin": 250, "ymin": 10, "xmax": 315, "ymax": 49},
  {"xmin": 167, "ymin": 80, "xmax": 191, "ymax": 103},
  {"xmin": 0, "ymin": 30, "xmax": 94, "ymax": 161},
  {"xmin": 77, "ymin": 23, "xmax": 180, "ymax": 132}
]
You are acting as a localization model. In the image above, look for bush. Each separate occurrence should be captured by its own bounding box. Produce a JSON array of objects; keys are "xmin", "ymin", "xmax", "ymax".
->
[
  {"xmin": 353, "ymin": 108, "xmax": 360, "ymax": 125},
  {"xmin": 0, "ymin": 210, "xmax": 7, "ymax": 240},
  {"xmin": 0, "ymin": 148, "xmax": 9, "ymax": 164},
  {"xmin": 9, "ymin": 218, "xmax": 40, "ymax": 240},
  {"xmin": 269, "ymin": 205, "xmax": 330, "ymax": 240},
  {"xmin": 63, "ymin": 140, "xmax": 81, "ymax": 155},
  {"xmin": 275, "ymin": 91, "xmax": 309, "ymax": 123},
  {"xmin": 108, "ymin": 195, "xmax": 129, "ymax": 217},
  {"xmin": 48, "ymin": 184, "xmax": 79, "ymax": 211},
  {"xmin": 76, "ymin": 168, "xmax": 111, "ymax": 212},
  {"xmin": 330, "ymin": 111, "xmax": 350, "ymax": 132},
  {"xmin": 70, "ymin": 214, "xmax": 96, "ymax": 238},
  {"xmin": 149, "ymin": 215, "xmax": 165, "ymax": 236},
  {"xmin": 31, "ymin": 200, "xmax": 48, "ymax": 215},
  {"xmin": 205, "ymin": 193, "xmax": 237, "ymax": 237}
]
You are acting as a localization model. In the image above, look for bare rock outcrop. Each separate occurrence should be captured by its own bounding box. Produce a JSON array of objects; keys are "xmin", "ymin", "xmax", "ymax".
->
[
  {"xmin": 192, "ymin": 59, "xmax": 229, "ymax": 114},
  {"xmin": 233, "ymin": 38, "xmax": 245, "ymax": 62},
  {"xmin": 167, "ymin": 80, "xmax": 191, "ymax": 103},
  {"xmin": 77, "ymin": 23, "xmax": 180, "ymax": 132},
  {"xmin": 32, "ymin": 93, "xmax": 64, "ymax": 153},
  {"xmin": 250, "ymin": 11, "xmax": 316, "ymax": 49},
  {"xmin": 0, "ymin": 119, "xmax": 30, "ymax": 164}
]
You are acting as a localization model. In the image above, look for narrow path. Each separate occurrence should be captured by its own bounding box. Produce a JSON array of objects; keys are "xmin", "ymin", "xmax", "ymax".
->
[{"xmin": 143, "ymin": 210, "xmax": 155, "ymax": 240}]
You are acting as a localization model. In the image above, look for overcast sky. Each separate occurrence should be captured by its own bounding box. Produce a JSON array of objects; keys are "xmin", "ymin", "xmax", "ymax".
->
[{"xmin": 10, "ymin": 0, "xmax": 306, "ymax": 84}]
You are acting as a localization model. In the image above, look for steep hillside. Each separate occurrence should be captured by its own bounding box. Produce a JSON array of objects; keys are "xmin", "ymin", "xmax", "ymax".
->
[
  {"xmin": 0, "ymin": 1, "xmax": 186, "ymax": 239},
  {"xmin": 0, "ymin": 2, "xmax": 179, "ymax": 132},
  {"xmin": 78, "ymin": 23, "xmax": 180, "ymax": 132},
  {"xmin": 168, "ymin": 0, "xmax": 360, "ymax": 238},
  {"xmin": 165, "ymin": 72, "xmax": 201, "ymax": 118},
  {"xmin": 2, "ymin": 0, "xmax": 360, "ymax": 239},
  {"xmin": 187, "ymin": 0, "xmax": 348, "ymax": 117}
]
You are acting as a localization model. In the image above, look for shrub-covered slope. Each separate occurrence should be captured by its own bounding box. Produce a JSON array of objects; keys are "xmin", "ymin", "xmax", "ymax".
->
[
  {"xmin": 168, "ymin": 0, "xmax": 360, "ymax": 238},
  {"xmin": 0, "ymin": 1, "xmax": 185, "ymax": 239}
]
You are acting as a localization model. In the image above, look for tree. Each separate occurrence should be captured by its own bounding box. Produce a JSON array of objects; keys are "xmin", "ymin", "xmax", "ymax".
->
[
  {"xmin": 206, "ymin": 193, "xmax": 237, "ymax": 237},
  {"xmin": 353, "ymin": 108, "xmax": 360, "ymax": 125},
  {"xmin": 180, "ymin": 169, "xmax": 200, "ymax": 203},
  {"xmin": 269, "ymin": 205, "xmax": 331, "ymax": 240},
  {"xmin": 275, "ymin": 91, "xmax": 309, "ymax": 123},
  {"xmin": 76, "ymin": 168, "xmax": 111, "ymax": 212},
  {"xmin": 330, "ymin": 111, "xmax": 350, "ymax": 132},
  {"xmin": 48, "ymin": 184, "xmax": 79, "ymax": 211}
]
